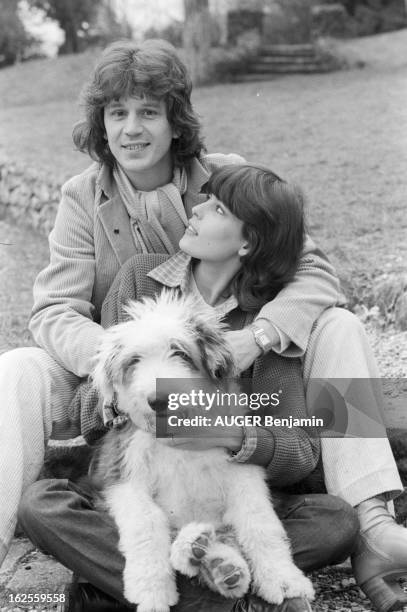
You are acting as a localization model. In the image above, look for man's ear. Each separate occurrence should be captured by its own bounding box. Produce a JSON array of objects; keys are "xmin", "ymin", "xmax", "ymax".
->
[{"xmin": 238, "ymin": 241, "xmax": 250, "ymax": 257}]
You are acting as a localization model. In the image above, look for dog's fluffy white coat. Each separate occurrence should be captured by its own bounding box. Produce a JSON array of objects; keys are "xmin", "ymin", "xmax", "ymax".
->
[{"xmin": 91, "ymin": 292, "xmax": 314, "ymax": 612}]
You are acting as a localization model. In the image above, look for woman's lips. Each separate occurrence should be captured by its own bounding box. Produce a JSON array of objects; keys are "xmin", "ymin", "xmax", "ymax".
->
[{"xmin": 186, "ymin": 223, "xmax": 198, "ymax": 236}]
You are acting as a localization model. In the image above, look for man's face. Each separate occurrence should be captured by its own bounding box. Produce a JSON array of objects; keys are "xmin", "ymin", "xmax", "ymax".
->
[{"xmin": 103, "ymin": 95, "xmax": 178, "ymax": 190}]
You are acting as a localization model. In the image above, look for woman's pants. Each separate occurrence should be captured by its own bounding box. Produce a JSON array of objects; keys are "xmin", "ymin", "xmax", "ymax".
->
[
  {"xmin": 0, "ymin": 307, "xmax": 403, "ymax": 566},
  {"xmin": 18, "ymin": 478, "xmax": 359, "ymax": 609}
]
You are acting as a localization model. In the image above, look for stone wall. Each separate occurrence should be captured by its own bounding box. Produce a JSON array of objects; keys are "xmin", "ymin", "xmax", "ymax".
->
[{"xmin": 0, "ymin": 158, "xmax": 61, "ymax": 236}]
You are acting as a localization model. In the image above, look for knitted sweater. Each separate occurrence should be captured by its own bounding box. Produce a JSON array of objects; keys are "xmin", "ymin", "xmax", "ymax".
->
[{"xmin": 69, "ymin": 254, "xmax": 320, "ymax": 488}]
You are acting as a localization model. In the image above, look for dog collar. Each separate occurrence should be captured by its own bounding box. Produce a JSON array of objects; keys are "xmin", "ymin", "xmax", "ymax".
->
[{"xmin": 103, "ymin": 393, "xmax": 129, "ymax": 428}]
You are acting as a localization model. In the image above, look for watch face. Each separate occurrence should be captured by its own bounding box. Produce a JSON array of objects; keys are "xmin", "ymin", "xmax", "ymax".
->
[{"xmin": 253, "ymin": 327, "xmax": 272, "ymax": 352}]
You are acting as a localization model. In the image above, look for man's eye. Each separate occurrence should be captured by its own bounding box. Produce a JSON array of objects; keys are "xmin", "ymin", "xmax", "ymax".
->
[
  {"xmin": 142, "ymin": 109, "xmax": 158, "ymax": 117},
  {"xmin": 110, "ymin": 109, "xmax": 125, "ymax": 118}
]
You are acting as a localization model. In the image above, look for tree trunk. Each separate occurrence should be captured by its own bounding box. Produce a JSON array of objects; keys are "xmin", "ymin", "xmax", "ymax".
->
[
  {"xmin": 59, "ymin": 19, "xmax": 79, "ymax": 54},
  {"xmin": 183, "ymin": 0, "xmax": 212, "ymax": 85}
]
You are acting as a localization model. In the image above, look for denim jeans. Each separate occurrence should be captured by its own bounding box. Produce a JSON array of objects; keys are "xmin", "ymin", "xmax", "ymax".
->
[{"xmin": 18, "ymin": 478, "xmax": 359, "ymax": 610}]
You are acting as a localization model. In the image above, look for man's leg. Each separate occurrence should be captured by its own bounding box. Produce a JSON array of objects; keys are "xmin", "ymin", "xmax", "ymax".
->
[
  {"xmin": 303, "ymin": 307, "xmax": 402, "ymax": 505},
  {"xmin": 0, "ymin": 347, "xmax": 80, "ymax": 566},
  {"xmin": 302, "ymin": 307, "xmax": 407, "ymax": 611}
]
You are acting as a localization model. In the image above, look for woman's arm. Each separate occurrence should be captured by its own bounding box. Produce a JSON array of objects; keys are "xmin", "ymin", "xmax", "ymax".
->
[{"xmin": 29, "ymin": 172, "xmax": 105, "ymax": 378}]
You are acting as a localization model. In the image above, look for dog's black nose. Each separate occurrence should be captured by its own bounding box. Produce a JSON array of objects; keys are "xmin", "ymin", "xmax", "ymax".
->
[{"xmin": 148, "ymin": 398, "xmax": 168, "ymax": 414}]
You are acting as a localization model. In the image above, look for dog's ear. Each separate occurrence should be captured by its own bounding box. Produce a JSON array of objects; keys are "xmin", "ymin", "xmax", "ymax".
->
[
  {"xmin": 91, "ymin": 332, "xmax": 122, "ymax": 405},
  {"xmin": 195, "ymin": 321, "xmax": 237, "ymax": 381}
]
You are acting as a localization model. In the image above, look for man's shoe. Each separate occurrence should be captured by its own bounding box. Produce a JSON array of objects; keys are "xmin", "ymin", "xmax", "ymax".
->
[
  {"xmin": 58, "ymin": 576, "xmax": 134, "ymax": 612},
  {"xmin": 233, "ymin": 595, "xmax": 313, "ymax": 612},
  {"xmin": 352, "ymin": 498, "xmax": 407, "ymax": 612}
]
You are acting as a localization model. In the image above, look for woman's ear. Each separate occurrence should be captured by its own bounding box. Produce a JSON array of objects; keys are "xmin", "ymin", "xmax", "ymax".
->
[{"xmin": 238, "ymin": 241, "xmax": 250, "ymax": 257}]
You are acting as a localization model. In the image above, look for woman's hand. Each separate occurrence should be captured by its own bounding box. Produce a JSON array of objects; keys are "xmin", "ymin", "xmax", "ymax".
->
[
  {"xmin": 225, "ymin": 321, "xmax": 280, "ymax": 372},
  {"xmin": 224, "ymin": 328, "xmax": 262, "ymax": 372},
  {"xmin": 168, "ymin": 424, "xmax": 244, "ymax": 453}
]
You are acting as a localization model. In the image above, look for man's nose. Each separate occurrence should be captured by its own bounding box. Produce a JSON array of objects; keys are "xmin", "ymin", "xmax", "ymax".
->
[{"xmin": 124, "ymin": 113, "xmax": 143, "ymax": 135}]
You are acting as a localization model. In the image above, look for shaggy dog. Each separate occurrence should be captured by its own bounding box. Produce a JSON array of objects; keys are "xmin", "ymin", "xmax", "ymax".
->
[{"xmin": 90, "ymin": 292, "xmax": 315, "ymax": 612}]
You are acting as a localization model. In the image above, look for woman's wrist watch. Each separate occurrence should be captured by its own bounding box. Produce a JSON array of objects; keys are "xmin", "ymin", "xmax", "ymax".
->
[{"xmin": 250, "ymin": 323, "xmax": 274, "ymax": 354}]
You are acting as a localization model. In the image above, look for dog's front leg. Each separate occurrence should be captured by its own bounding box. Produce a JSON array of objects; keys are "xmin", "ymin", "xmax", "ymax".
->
[
  {"xmin": 105, "ymin": 482, "xmax": 179, "ymax": 612},
  {"xmin": 224, "ymin": 469, "xmax": 314, "ymax": 605}
]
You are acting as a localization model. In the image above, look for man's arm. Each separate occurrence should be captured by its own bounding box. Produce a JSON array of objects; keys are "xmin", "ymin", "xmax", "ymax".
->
[
  {"xmin": 226, "ymin": 235, "xmax": 344, "ymax": 370},
  {"xmin": 29, "ymin": 174, "xmax": 105, "ymax": 378},
  {"xmin": 257, "ymin": 235, "xmax": 344, "ymax": 354}
]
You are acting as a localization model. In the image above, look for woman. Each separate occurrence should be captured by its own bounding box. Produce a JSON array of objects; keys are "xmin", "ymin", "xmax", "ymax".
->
[
  {"xmin": 19, "ymin": 163, "xmax": 359, "ymax": 612},
  {"xmin": 1, "ymin": 38, "xmax": 406, "ymax": 611}
]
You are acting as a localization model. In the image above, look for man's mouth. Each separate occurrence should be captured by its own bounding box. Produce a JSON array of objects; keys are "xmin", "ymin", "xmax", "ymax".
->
[{"xmin": 186, "ymin": 223, "xmax": 198, "ymax": 236}]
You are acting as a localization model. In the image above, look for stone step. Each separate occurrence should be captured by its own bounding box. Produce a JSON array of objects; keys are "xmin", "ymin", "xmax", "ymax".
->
[
  {"xmin": 253, "ymin": 55, "xmax": 319, "ymax": 65},
  {"xmin": 234, "ymin": 73, "xmax": 286, "ymax": 82},
  {"xmin": 246, "ymin": 62, "xmax": 331, "ymax": 74},
  {"xmin": 259, "ymin": 44, "xmax": 316, "ymax": 56}
]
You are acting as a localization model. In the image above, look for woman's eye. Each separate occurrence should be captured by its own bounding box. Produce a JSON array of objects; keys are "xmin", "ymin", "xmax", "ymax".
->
[{"xmin": 216, "ymin": 205, "xmax": 224, "ymax": 215}]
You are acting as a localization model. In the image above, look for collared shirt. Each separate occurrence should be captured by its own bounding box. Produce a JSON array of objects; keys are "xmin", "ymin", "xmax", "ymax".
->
[{"xmin": 148, "ymin": 250, "xmax": 257, "ymax": 462}]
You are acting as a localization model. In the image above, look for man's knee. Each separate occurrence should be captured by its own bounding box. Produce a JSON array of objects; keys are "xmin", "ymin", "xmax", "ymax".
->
[
  {"xmin": 314, "ymin": 307, "xmax": 363, "ymax": 337},
  {"xmin": 18, "ymin": 479, "xmax": 54, "ymax": 537},
  {"xmin": 0, "ymin": 347, "xmax": 58, "ymax": 383}
]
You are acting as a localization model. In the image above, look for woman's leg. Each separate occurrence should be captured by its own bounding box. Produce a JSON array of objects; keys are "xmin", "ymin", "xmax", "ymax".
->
[
  {"xmin": 0, "ymin": 347, "xmax": 80, "ymax": 566},
  {"xmin": 19, "ymin": 482, "xmax": 354, "ymax": 611},
  {"xmin": 302, "ymin": 307, "xmax": 407, "ymax": 611},
  {"xmin": 275, "ymin": 492, "xmax": 359, "ymax": 571},
  {"xmin": 17, "ymin": 479, "xmax": 249, "ymax": 611}
]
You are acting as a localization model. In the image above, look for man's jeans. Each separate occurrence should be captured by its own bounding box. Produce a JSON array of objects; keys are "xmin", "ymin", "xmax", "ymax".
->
[{"xmin": 18, "ymin": 478, "xmax": 359, "ymax": 610}]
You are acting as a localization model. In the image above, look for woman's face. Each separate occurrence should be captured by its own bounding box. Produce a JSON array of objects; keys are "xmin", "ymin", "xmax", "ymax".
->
[
  {"xmin": 179, "ymin": 195, "xmax": 248, "ymax": 264},
  {"xmin": 103, "ymin": 95, "xmax": 178, "ymax": 190}
]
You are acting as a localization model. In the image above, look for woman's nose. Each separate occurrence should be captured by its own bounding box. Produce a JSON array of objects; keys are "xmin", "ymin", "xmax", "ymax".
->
[{"xmin": 191, "ymin": 201, "xmax": 207, "ymax": 218}]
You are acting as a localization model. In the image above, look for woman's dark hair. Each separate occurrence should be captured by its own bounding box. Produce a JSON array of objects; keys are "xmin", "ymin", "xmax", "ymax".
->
[
  {"xmin": 72, "ymin": 39, "xmax": 205, "ymax": 167},
  {"xmin": 205, "ymin": 164, "xmax": 306, "ymax": 312}
]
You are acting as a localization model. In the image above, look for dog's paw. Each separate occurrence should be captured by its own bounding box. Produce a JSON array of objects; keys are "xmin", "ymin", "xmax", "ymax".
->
[
  {"xmin": 201, "ymin": 542, "xmax": 251, "ymax": 599},
  {"xmin": 124, "ymin": 574, "xmax": 178, "ymax": 611},
  {"xmin": 171, "ymin": 522, "xmax": 215, "ymax": 576},
  {"xmin": 280, "ymin": 568, "xmax": 315, "ymax": 601},
  {"xmin": 253, "ymin": 565, "xmax": 314, "ymax": 604}
]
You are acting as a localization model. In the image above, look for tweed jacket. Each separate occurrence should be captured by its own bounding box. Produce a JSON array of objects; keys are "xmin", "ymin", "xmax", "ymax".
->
[
  {"xmin": 70, "ymin": 253, "xmax": 320, "ymax": 488},
  {"xmin": 29, "ymin": 153, "xmax": 343, "ymax": 378}
]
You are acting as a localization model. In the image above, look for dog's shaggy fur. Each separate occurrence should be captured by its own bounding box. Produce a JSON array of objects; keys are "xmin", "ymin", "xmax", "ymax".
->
[{"xmin": 90, "ymin": 292, "xmax": 314, "ymax": 612}]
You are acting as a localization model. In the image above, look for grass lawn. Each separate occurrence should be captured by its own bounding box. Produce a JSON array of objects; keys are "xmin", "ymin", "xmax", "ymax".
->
[{"xmin": 0, "ymin": 43, "xmax": 406, "ymax": 298}]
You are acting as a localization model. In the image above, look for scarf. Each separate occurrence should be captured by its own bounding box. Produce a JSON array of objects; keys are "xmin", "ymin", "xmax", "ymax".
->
[{"xmin": 113, "ymin": 163, "xmax": 188, "ymax": 255}]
